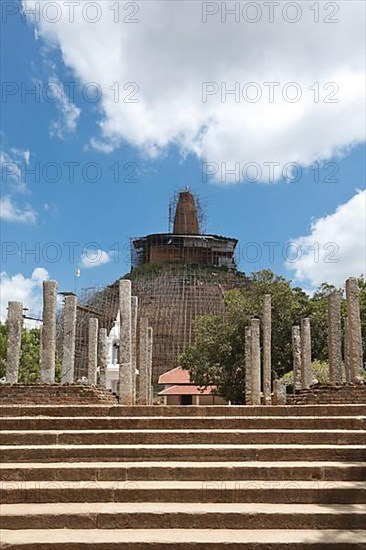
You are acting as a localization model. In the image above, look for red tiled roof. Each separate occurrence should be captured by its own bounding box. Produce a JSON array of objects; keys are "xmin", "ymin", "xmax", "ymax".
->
[
  {"xmin": 158, "ymin": 385, "xmax": 217, "ymax": 396},
  {"xmin": 158, "ymin": 367, "xmax": 191, "ymax": 385}
]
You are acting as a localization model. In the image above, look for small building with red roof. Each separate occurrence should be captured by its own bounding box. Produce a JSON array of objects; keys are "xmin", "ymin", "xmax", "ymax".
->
[{"xmin": 158, "ymin": 367, "xmax": 227, "ymax": 405}]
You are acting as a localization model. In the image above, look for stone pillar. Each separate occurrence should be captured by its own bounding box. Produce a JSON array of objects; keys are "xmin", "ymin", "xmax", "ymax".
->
[
  {"xmin": 300, "ymin": 318, "xmax": 312, "ymax": 389},
  {"xmin": 131, "ymin": 296, "xmax": 138, "ymax": 405},
  {"xmin": 40, "ymin": 280, "xmax": 57, "ymax": 383},
  {"xmin": 327, "ymin": 290, "xmax": 343, "ymax": 384},
  {"xmin": 344, "ymin": 316, "xmax": 351, "ymax": 382},
  {"xmin": 88, "ymin": 317, "xmax": 98, "ymax": 385},
  {"xmin": 251, "ymin": 318, "xmax": 261, "ymax": 405},
  {"xmin": 244, "ymin": 326, "xmax": 252, "ymax": 405},
  {"xmin": 39, "ymin": 326, "xmax": 42, "ymax": 373},
  {"xmin": 98, "ymin": 328, "xmax": 108, "ymax": 388},
  {"xmin": 292, "ymin": 325, "xmax": 302, "ymax": 391},
  {"xmin": 346, "ymin": 278, "xmax": 363, "ymax": 381},
  {"xmin": 5, "ymin": 302, "xmax": 23, "ymax": 384},
  {"xmin": 98, "ymin": 328, "xmax": 108, "ymax": 389},
  {"xmin": 148, "ymin": 326, "xmax": 153, "ymax": 405},
  {"xmin": 119, "ymin": 280, "xmax": 133, "ymax": 404},
  {"xmin": 272, "ymin": 379, "xmax": 286, "ymax": 405},
  {"xmin": 61, "ymin": 295, "xmax": 77, "ymax": 384},
  {"xmin": 262, "ymin": 294, "xmax": 272, "ymax": 404},
  {"xmin": 138, "ymin": 317, "xmax": 149, "ymax": 405}
]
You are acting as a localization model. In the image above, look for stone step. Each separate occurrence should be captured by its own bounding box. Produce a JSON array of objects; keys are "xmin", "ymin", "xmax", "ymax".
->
[
  {"xmin": 1, "ymin": 404, "xmax": 365, "ymax": 417},
  {"xmin": 1, "ymin": 502, "xmax": 365, "ymax": 530},
  {"xmin": 2, "ymin": 461, "xmax": 364, "ymax": 482},
  {"xmin": 1, "ymin": 528, "xmax": 365, "ymax": 548},
  {"xmin": 2, "ymin": 444, "xmax": 365, "ymax": 463},
  {"xmin": 2, "ymin": 429, "xmax": 364, "ymax": 446},
  {"xmin": 2, "ymin": 416, "xmax": 365, "ymax": 430},
  {"xmin": 1, "ymin": 479, "xmax": 364, "ymax": 505}
]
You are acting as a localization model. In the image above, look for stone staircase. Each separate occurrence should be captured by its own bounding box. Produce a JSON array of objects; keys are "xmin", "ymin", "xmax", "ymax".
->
[{"xmin": 0, "ymin": 404, "xmax": 365, "ymax": 549}]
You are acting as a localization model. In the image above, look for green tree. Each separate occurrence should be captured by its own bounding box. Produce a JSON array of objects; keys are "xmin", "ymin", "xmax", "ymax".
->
[
  {"xmin": 0, "ymin": 323, "xmax": 7, "ymax": 378},
  {"xmin": 181, "ymin": 270, "xmax": 310, "ymax": 402},
  {"xmin": 224, "ymin": 270, "xmax": 309, "ymax": 379},
  {"xmin": 18, "ymin": 328, "xmax": 41, "ymax": 383},
  {"xmin": 308, "ymin": 283, "xmax": 336, "ymax": 362},
  {"xmin": 180, "ymin": 314, "xmax": 245, "ymax": 403},
  {"xmin": 308, "ymin": 277, "xmax": 366, "ymax": 365},
  {"xmin": 181, "ymin": 271, "xmax": 366, "ymax": 402},
  {"xmin": 0, "ymin": 323, "xmax": 42, "ymax": 383}
]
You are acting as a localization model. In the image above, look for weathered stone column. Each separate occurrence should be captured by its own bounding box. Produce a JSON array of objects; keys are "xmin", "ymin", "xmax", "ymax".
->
[
  {"xmin": 119, "ymin": 280, "xmax": 133, "ymax": 404},
  {"xmin": 39, "ymin": 326, "xmax": 43, "ymax": 373},
  {"xmin": 6, "ymin": 302, "xmax": 23, "ymax": 384},
  {"xmin": 131, "ymin": 296, "xmax": 138, "ymax": 405},
  {"xmin": 292, "ymin": 325, "xmax": 302, "ymax": 391},
  {"xmin": 272, "ymin": 379, "xmax": 286, "ymax": 405},
  {"xmin": 346, "ymin": 278, "xmax": 363, "ymax": 381},
  {"xmin": 138, "ymin": 317, "xmax": 149, "ymax": 405},
  {"xmin": 61, "ymin": 295, "xmax": 77, "ymax": 384},
  {"xmin": 148, "ymin": 326, "xmax": 153, "ymax": 405},
  {"xmin": 88, "ymin": 317, "xmax": 98, "ymax": 385},
  {"xmin": 344, "ymin": 316, "xmax": 351, "ymax": 382},
  {"xmin": 98, "ymin": 328, "xmax": 108, "ymax": 388},
  {"xmin": 300, "ymin": 318, "xmax": 312, "ymax": 389},
  {"xmin": 262, "ymin": 294, "xmax": 272, "ymax": 404},
  {"xmin": 40, "ymin": 280, "xmax": 57, "ymax": 383},
  {"xmin": 251, "ymin": 318, "xmax": 261, "ymax": 405},
  {"xmin": 244, "ymin": 326, "xmax": 252, "ymax": 405},
  {"xmin": 328, "ymin": 290, "xmax": 343, "ymax": 384}
]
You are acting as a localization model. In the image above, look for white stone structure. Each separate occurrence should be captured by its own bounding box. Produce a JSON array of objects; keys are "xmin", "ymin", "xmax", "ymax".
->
[
  {"xmin": 104, "ymin": 313, "xmax": 139, "ymax": 394},
  {"xmin": 105, "ymin": 314, "xmax": 121, "ymax": 394}
]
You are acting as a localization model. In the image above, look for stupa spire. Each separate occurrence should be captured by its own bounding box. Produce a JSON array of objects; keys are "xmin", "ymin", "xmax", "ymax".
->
[{"xmin": 173, "ymin": 190, "xmax": 200, "ymax": 235}]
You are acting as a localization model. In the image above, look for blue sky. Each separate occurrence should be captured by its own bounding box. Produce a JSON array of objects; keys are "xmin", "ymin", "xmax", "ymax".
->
[{"xmin": 1, "ymin": 1, "xmax": 365, "ymax": 319}]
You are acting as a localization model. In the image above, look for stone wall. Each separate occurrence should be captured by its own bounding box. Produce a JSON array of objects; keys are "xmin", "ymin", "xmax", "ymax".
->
[
  {"xmin": 287, "ymin": 383, "xmax": 366, "ymax": 405},
  {"xmin": 0, "ymin": 384, "xmax": 118, "ymax": 405}
]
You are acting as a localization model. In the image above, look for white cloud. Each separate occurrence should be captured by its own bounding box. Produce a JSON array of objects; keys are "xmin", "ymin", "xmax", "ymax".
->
[
  {"xmin": 10, "ymin": 148, "xmax": 30, "ymax": 166},
  {"xmin": 89, "ymin": 137, "xmax": 116, "ymax": 154},
  {"xmin": 1, "ymin": 145, "xmax": 31, "ymax": 192},
  {"xmin": 0, "ymin": 268, "xmax": 49, "ymax": 323},
  {"xmin": 23, "ymin": 0, "xmax": 365, "ymax": 182},
  {"xmin": 49, "ymin": 77, "xmax": 81, "ymax": 139},
  {"xmin": 0, "ymin": 196, "xmax": 37, "ymax": 224},
  {"xmin": 286, "ymin": 190, "xmax": 366, "ymax": 288},
  {"xmin": 81, "ymin": 249, "xmax": 112, "ymax": 268},
  {"xmin": 23, "ymin": 150, "xmax": 30, "ymax": 165}
]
